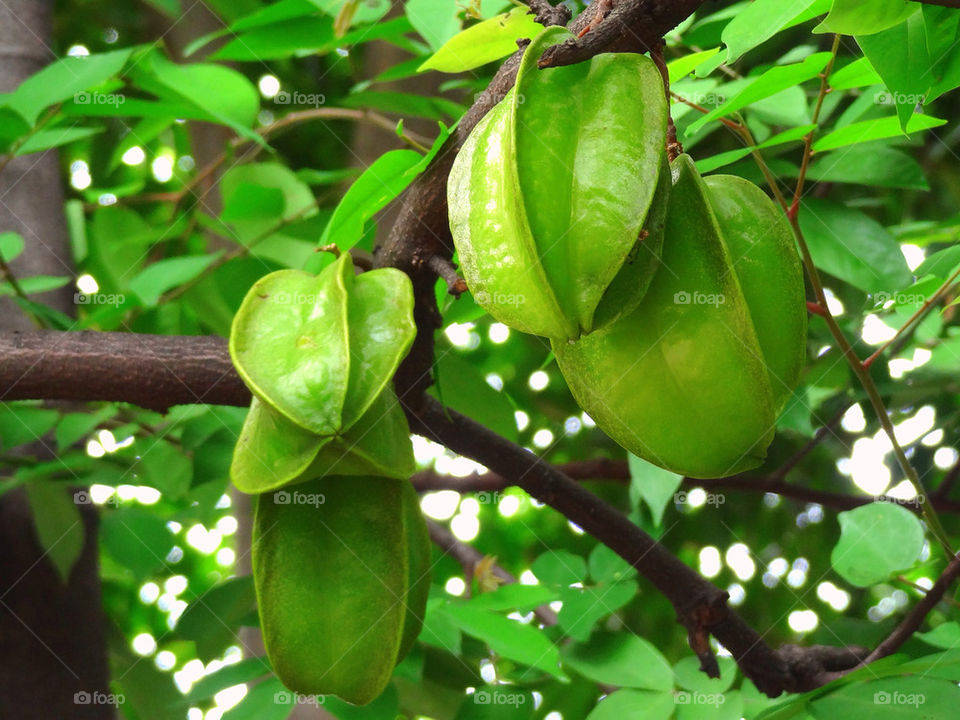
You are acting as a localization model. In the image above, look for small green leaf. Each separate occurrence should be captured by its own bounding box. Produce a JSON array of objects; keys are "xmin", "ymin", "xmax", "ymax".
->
[
  {"xmin": 557, "ymin": 581, "xmax": 637, "ymax": 642},
  {"xmin": 16, "ymin": 125, "xmax": 103, "ymax": 155},
  {"xmin": 406, "ymin": 0, "xmax": 462, "ymax": 51},
  {"xmin": 101, "ymin": 507, "xmax": 176, "ymax": 579},
  {"xmin": 673, "ymin": 655, "xmax": 737, "ymax": 693},
  {"xmin": 0, "ymin": 404, "xmax": 59, "ymax": 450},
  {"xmin": 0, "ymin": 232, "xmax": 24, "ymax": 263},
  {"xmin": 532, "ymin": 550, "xmax": 587, "ymax": 586},
  {"xmin": 316, "ymin": 149, "xmax": 424, "ymax": 253},
  {"xmin": 6, "ymin": 48, "xmax": 132, "ymax": 124},
  {"xmin": 628, "ymin": 454, "xmax": 683, "ymax": 526},
  {"xmin": 723, "ymin": 0, "xmax": 820, "ymax": 62},
  {"xmin": 587, "ymin": 690, "xmax": 675, "ymax": 720},
  {"xmin": 687, "ymin": 53, "xmax": 832, "ymax": 134},
  {"xmin": 917, "ymin": 622, "xmax": 960, "ymax": 649},
  {"xmin": 430, "ymin": 352, "xmax": 518, "ymax": 442},
  {"xmin": 136, "ymin": 439, "xmax": 194, "ymax": 499},
  {"xmin": 589, "ymin": 543, "xmax": 637, "ymax": 585},
  {"xmin": 816, "ymin": 0, "xmax": 917, "ymax": 36},
  {"xmin": 668, "ymin": 48, "xmax": 721, "ymax": 83},
  {"xmin": 464, "ymin": 584, "xmax": 560, "ymax": 612},
  {"xmin": 797, "ymin": 199, "xmax": 912, "ymax": 294},
  {"xmin": 831, "ymin": 502, "xmax": 924, "ymax": 587},
  {"xmin": 563, "ymin": 633, "xmax": 673, "ymax": 691},
  {"xmin": 26, "ymin": 481, "xmax": 85, "ymax": 583},
  {"xmin": 444, "ymin": 604, "xmax": 566, "ymax": 679},
  {"xmin": 813, "ymin": 113, "xmax": 946, "ymax": 152},
  {"xmin": 419, "ymin": 7, "xmax": 543, "ymax": 73},
  {"xmin": 128, "ymin": 253, "xmax": 223, "ymax": 307},
  {"xmin": 829, "ymin": 57, "xmax": 882, "ymax": 90}
]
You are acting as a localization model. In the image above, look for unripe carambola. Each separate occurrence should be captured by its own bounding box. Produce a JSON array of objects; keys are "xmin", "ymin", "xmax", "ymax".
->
[
  {"xmin": 254, "ymin": 475, "xmax": 430, "ymax": 705},
  {"xmin": 448, "ymin": 26, "xmax": 670, "ymax": 341},
  {"xmin": 553, "ymin": 155, "xmax": 806, "ymax": 478}
]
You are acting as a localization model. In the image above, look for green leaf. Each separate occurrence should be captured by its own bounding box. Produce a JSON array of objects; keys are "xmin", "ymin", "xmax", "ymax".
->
[
  {"xmin": 687, "ymin": 53, "xmax": 832, "ymax": 134},
  {"xmin": 0, "ymin": 404, "xmax": 59, "ymax": 450},
  {"xmin": 807, "ymin": 145, "xmax": 928, "ymax": 190},
  {"xmin": 816, "ymin": 0, "xmax": 918, "ymax": 36},
  {"xmin": 6, "ymin": 48, "xmax": 132, "ymax": 125},
  {"xmin": 586, "ymin": 690, "xmax": 675, "ymax": 720},
  {"xmin": 673, "ymin": 656, "xmax": 737, "ymax": 693},
  {"xmin": 464, "ymin": 584, "xmax": 560, "ymax": 612},
  {"xmin": 180, "ymin": 657, "xmax": 272, "ymax": 704},
  {"xmin": 722, "ymin": 0, "xmax": 819, "ymax": 62},
  {"xmin": 810, "ymin": 676, "xmax": 960, "ymax": 718},
  {"xmin": 25, "ymin": 481, "xmax": 85, "ymax": 583},
  {"xmin": 858, "ymin": 13, "xmax": 931, "ymax": 130},
  {"xmin": 431, "ymin": 352, "xmax": 518, "ymax": 442},
  {"xmin": 101, "ymin": 506, "xmax": 176, "ymax": 579},
  {"xmin": 668, "ymin": 48, "xmax": 721, "ymax": 83},
  {"xmin": 221, "ymin": 678, "xmax": 300, "ymax": 720},
  {"xmin": 128, "ymin": 253, "xmax": 223, "ymax": 307},
  {"xmin": 176, "ymin": 576, "xmax": 258, "ymax": 660},
  {"xmin": 220, "ymin": 162, "xmax": 317, "ymax": 244},
  {"xmin": 0, "ymin": 232, "xmax": 24, "ymax": 263},
  {"xmin": 797, "ymin": 198, "xmax": 912, "ymax": 294},
  {"xmin": 318, "ymin": 149, "xmax": 423, "ymax": 252},
  {"xmin": 419, "ymin": 7, "xmax": 543, "ymax": 73},
  {"xmin": 135, "ymin": 439, "xmax": 193, "ymax": 498},
  {"xmin": 588, "ymin": 543, "xmax": 638, "ymax": 584},
  {"xmin": 15, "ymin": 125, "xmax": 103, "ymax": 155},
  {"xmin": 134, "ymin": 52, "xmax": 260, "ymax": 141},
  {"xmin": 813, "ymin": 113, "xmax": 946, "ymax": 151},
  {"xmin": 917, "ymin": 622, "xmax": 960, "ymax": 649},
  {"xmin": 557, "ymin": 581, "xmax": 637, "ymax": 642},
  {"xmin": 562, "ymin": 633, "xmax": 673, "ymax": 691},
  {"xmin": 56, "ymin": 408, "xmax": 116, "ymax": 451},
  {"xmin": 628, "ymin": 454, "xmax": 683, "ymax": 526},
  {"xmin": 916, "ymin": 244, "xmax": 960, "ymax": 280},
  {"xmin": 406, "ymin": 0, "xmax": 462, "ymax": 51},
  {"xmin": 831, "ymin": 502, "xmax": 924, "ymax": 587},
  {"xmin": 532, "ymin": 550, "xmax": 587, "ymax": 586},
  {"xmin": 829, "ymin": 57, "xmax": 882, "ymax": 90},
  {"xmin": 444, "ymin": 604, "xmax": 565, "ymax": 678}
]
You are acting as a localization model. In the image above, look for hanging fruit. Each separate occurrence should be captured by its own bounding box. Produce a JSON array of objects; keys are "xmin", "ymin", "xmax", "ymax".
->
[
  {"xmin": 553, "ymin": 155, "xmax": 806, "ymax": 478},
  {"xmin": 448, "ymin": 26, "xmax": 670, "ymax": 341},
  {"xmin": 253, "ymin": 475, "xmax": 431, "ymax": 705}
]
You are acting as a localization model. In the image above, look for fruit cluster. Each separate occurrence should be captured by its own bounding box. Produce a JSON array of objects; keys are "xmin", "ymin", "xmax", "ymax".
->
[
  {"xmin": 229, "ymin": 252, "xmax": 429, "ymax": 705},
  {"xmin": 448, "ymin": 28, "xmax": 807, "ymax": 479}
]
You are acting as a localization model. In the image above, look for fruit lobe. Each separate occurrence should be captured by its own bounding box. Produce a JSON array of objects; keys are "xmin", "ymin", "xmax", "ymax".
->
[
  {"xmin": 554, "ymin": 155, "xmax": 806, "ymax": 478},
  {"xmin": 254, "ymin": 474, "xmax": 430, "ymax": 705}
]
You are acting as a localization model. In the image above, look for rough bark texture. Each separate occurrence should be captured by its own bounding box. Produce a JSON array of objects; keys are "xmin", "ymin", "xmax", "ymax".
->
[{"xmin": 0, "ymin": 2, "xmax": 111, "ymax": 717}]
